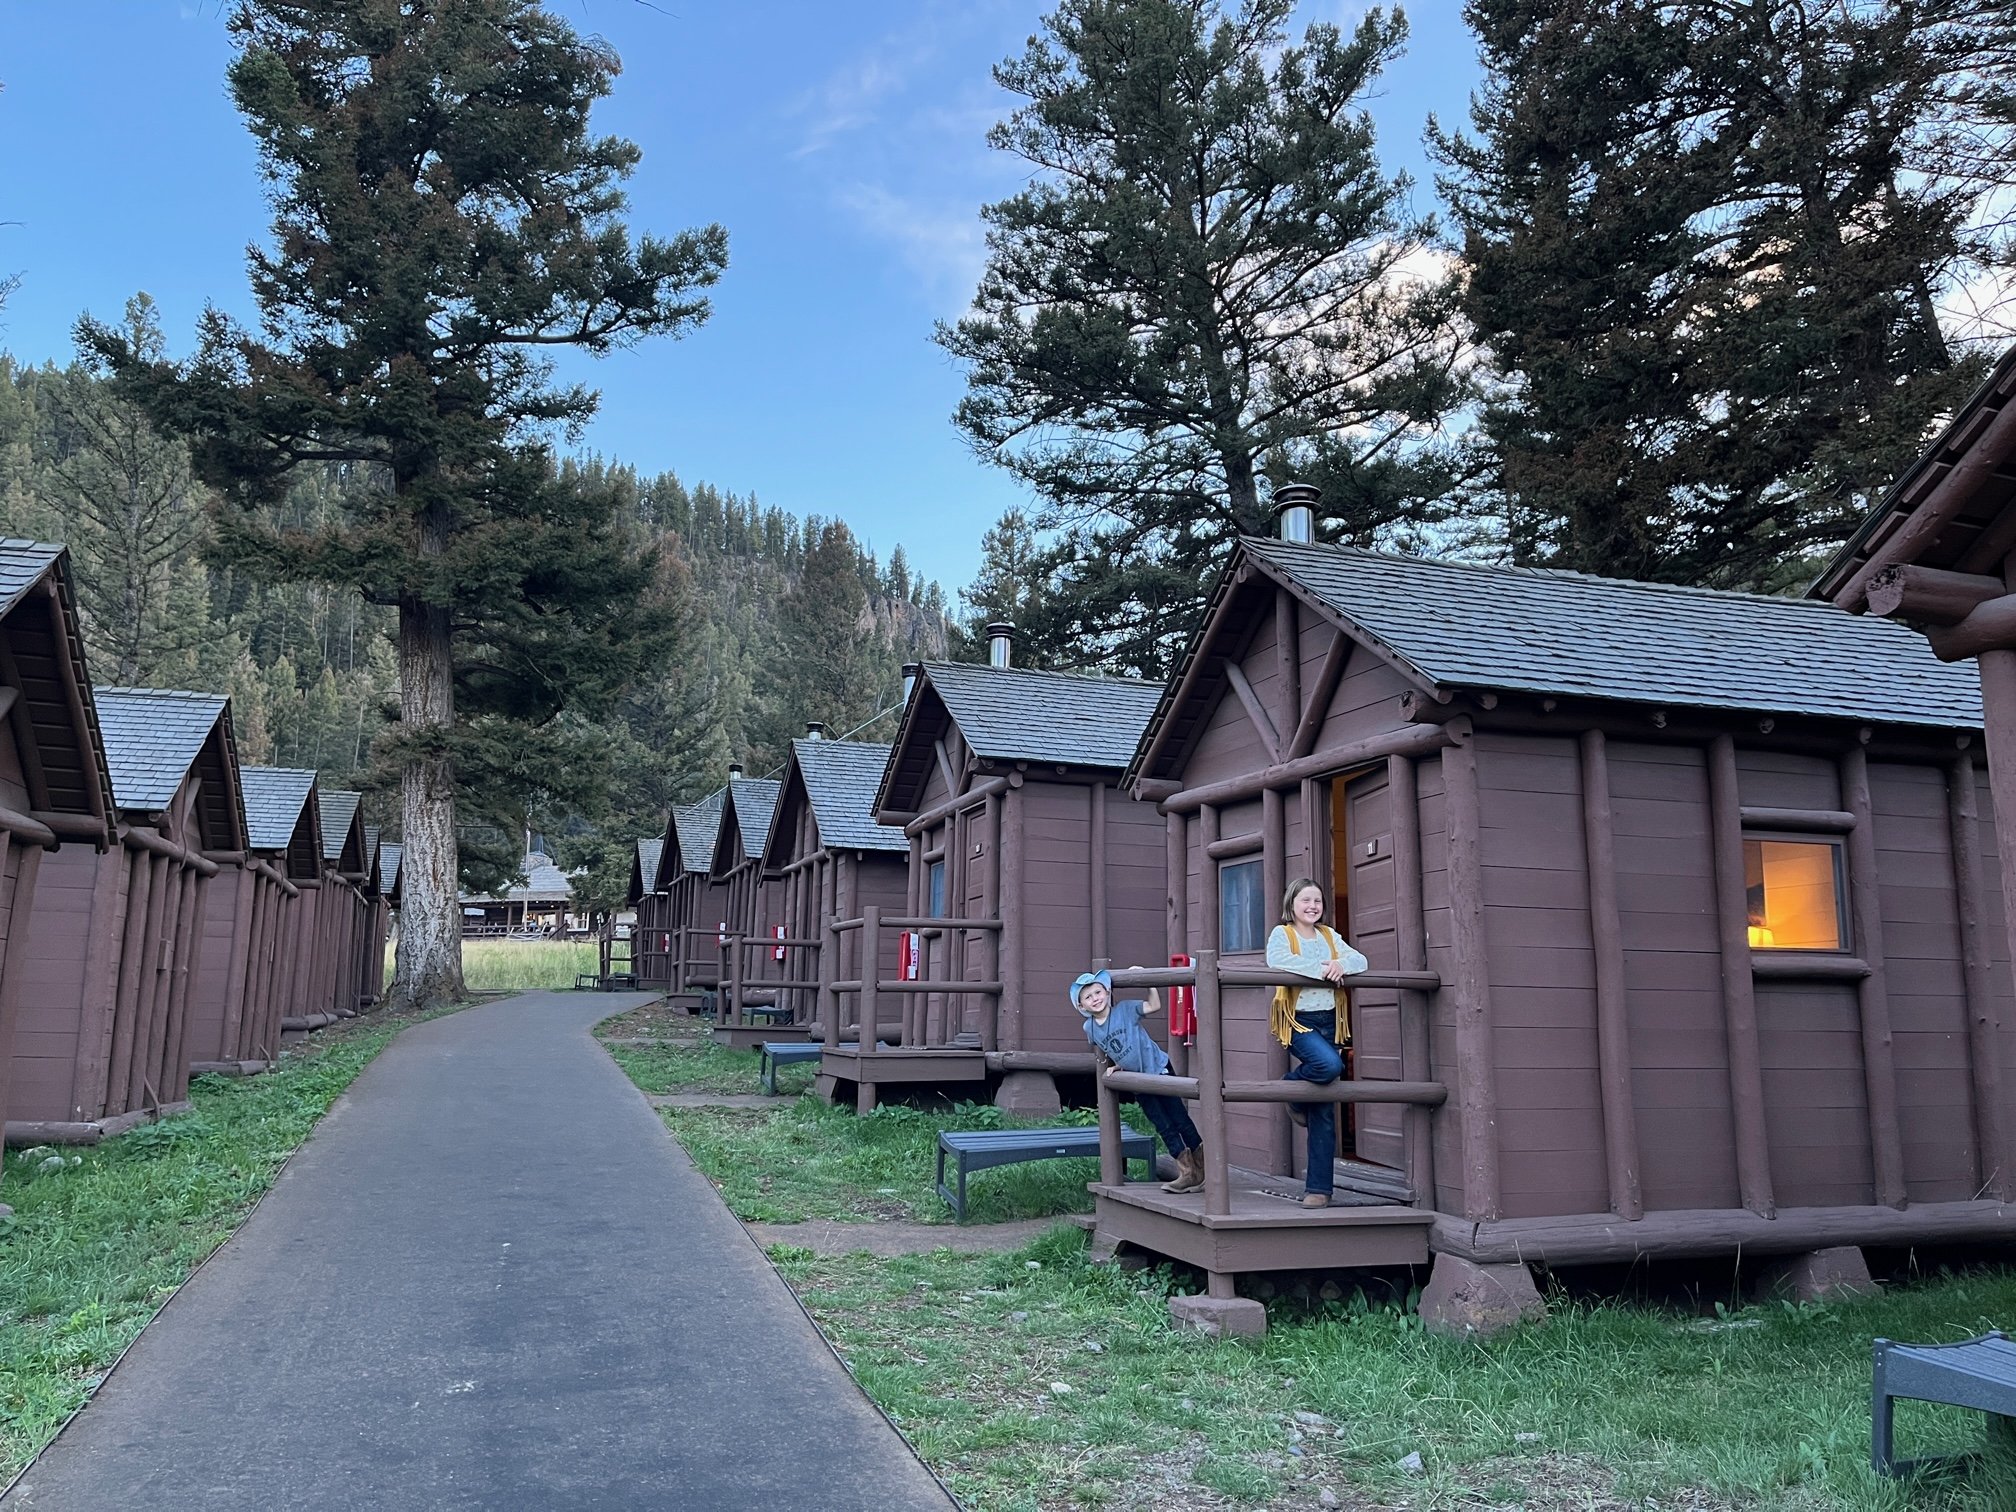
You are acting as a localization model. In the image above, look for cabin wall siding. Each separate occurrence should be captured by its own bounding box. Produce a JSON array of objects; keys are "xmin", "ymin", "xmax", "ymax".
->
[
  {"xmin": 12, "ymin": 843, "xmax": 111, "ymax": 1120},
  {"xmin": 1472, "ymin": 733, "xmax": 1608, "ymax": 1219},
  {"xmin": 186, "ymin": 864, "xmax": 249, "ymax": 1065}
]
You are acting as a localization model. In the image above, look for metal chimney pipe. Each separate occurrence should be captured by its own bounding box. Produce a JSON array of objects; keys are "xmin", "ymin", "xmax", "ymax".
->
[
  {"xmin": 901, "ymin": 662, "xmax": 922, "ymax": 706},
  {"xmin": 728, "ymin": 762, "xmax": 744, "ymax": 782},
  {"xmin": 805, "ymin": 722, "xmax": 826, "ymax": 740},
  {"xmin": 1273, "ymin": 483, "xmax": 1319, "ymax": 544},
  {"xmin": 986, "ymin": 622, "xmax": 1015, "ymax": 669}
]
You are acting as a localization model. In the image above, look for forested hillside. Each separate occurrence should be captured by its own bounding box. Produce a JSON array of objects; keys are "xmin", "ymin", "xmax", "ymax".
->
[{"xmin": 0, "ymin": 301, "xmax": 957, "ymax": 891}]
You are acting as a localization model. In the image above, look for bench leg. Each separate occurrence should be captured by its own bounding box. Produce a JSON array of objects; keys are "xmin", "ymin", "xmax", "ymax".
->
[
  {"xmin": 761, "ymin": 1056, "xmax": 776, "ymax": 1095},
  {"xmin": 1872, "ymin": 1383, "xmax": 1895, "ymax": 1477},
  {"xmin": 957, "ymin": 1163, "xmax": 969, "ymax": 1224}
]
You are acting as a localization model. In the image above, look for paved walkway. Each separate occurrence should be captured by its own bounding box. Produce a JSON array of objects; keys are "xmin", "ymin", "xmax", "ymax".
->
[{"xmin": 4, "ymin": 993, "xmax": 955, "ymax": 1511}]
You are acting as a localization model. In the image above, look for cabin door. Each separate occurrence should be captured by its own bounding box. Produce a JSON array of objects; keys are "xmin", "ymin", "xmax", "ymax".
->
[{"xmin": 1338, "ymin": 769, "xmax": 1404, "ymax": 1172}]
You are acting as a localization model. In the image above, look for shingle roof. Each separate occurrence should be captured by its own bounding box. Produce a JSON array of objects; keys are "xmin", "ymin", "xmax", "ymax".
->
[
  {"xmin": 240, "ymin": 766, "xmax": 318, "ymax": 851},
  {"xmin": 793, "ymin": 739, "xmax": 906, "ymax": 853},
  {"xmin": 724, "ymin": 778, "xmax": 781, "ymax": 863},
  {"xmin": 636, "ymin": 836, "xmax": 664, "ymax": 891},
  {"xmin": 671, "ymin": 791, "xmax": 725, "ymax": 874},
  {"xmin": 91, "ymin": 687, "xmax": 229, "ymax": 811},
  {"xmin": 380, "ymin": 842, "xmax": 402, "ymax": 896},
  {"xmin": 462, "ymin": 851, "xmax": 576, "ymax": 904},
  {"xmin": 0, "ymin": 541, "xmax": 63, "ymax": 618},
  {"xmin": 1244, "ymin": 537, "xmax": 1984, "ymax": 728},
  {"xmin": 318, "ymin": 790, "xmax": 362, "ymax": 862},
  {"xmin": 924, "ymin": 661, "xmax": 1163, "ymax": 768}
]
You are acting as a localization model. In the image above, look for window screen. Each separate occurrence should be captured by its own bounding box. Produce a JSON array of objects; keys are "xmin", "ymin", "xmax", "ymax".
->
[
  {"xmin": 1220, "ymin": 859, "xmax": 1267, "ymax": 953},
  {"xmin": 927, "ymin": 859, "xmax": 946, "ymax": 918},
  {"xmin": 1742, "ymin": 837, "xmax": 1846, "ymax": 951}
]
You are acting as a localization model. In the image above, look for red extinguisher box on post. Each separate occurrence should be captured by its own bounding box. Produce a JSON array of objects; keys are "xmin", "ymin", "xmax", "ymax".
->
[
  {"xmin": 1168, "ymin": 953, "xmax": 1195, "ymax": 1044},
  {"xmin": 897, "ymin": 930, "xmax": 921, "ymax": 982}
]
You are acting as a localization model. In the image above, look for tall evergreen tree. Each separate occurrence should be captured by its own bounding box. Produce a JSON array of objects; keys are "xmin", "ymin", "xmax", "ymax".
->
[
  {"xmin": 43, "ymin": 295, "xmax": 207, "ymax": 684},
  {"xmin": 1436, "ymin": 0, "xmax": 2016, "ymax": 587},
  {"xmin": 83, "ymin": 0, "xmax": 726, "ymax": 1008},
  {"xmin": 961, "ymin": 507, "xmax": 1062, "ymax": 667},
  {"xmin": 941, "ymin": 0, "xmax": 1469, "ymax": 676},
  {"xmin": 760, "ymin": 520, "xmax": 887, "ymax": 754}
]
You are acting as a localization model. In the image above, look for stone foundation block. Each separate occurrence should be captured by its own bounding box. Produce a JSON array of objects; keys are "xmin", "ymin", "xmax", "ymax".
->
[
  {"xmin": 993, "ymin": 1070, "xmax": 1062, "ymax": 1118},
  {"xmin": 1755, "ymin": 1246, "xmax": 1876, "ymax": 1304},
  {"xmin": 1169, "ymin": 1293, "xmax": 1267, "ymax": 1338},
  {"xmin": 1419, "ymin": 1254, "xmax": 1547, "ymax": 1337}
]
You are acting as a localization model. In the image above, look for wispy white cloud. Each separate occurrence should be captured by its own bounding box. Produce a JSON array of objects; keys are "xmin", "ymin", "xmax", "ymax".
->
[{"xmin": 832, "ymin": 182, "xmax": 988, "ymax": 313}]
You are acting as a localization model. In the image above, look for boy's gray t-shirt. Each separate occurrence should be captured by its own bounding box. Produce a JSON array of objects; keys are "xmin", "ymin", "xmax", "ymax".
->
[{"xmin": 1081, "ymin": 1000, "xmax": 1169, "ymax": 1075}]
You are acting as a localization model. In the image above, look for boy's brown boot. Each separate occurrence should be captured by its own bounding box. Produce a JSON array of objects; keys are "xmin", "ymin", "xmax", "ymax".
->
[{"xmin": 1163, "ymin": 1148, "xmax": 1204, "ymax": 1193}]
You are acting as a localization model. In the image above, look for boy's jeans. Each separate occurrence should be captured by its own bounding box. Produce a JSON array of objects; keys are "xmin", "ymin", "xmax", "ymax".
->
[
  {"xmin": 1134, "ymin": 1092, "xmax": 1200, "ymax": 1156},
  {"xmin": 1284, "ymin": 1010, "xmax": 1343, "ymax": 1195}
]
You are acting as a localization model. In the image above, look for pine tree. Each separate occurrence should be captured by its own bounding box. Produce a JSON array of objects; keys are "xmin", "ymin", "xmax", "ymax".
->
[
  {"xmin": 941, "ymin": 0, "xmax": 1469, "ymax": 675},
  {"xmin": 39, "ymin": 296, "xmax": 208, "ymax": 684},
  {"xmin": 83, "ymin": 0, "xmax": 724, "ymax": 1007},
  {"xmin": 1436, "ymin": 0, "xmax": 2015, "ymax": 587}
]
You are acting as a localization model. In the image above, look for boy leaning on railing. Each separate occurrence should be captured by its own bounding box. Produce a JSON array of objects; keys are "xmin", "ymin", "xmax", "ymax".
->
[{"xmin": 1072, "ymin": 969, "xmax": 1204, "ymax": 1193}]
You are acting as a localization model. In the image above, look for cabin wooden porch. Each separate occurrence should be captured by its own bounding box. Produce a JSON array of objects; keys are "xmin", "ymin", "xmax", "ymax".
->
[
  {"xmin": 817, "ymin": 1043, "xmax": 988, "ymax": 1113},
  {"xmin": 1091, "ymin": 1169, "xmax": 1433, "ymax": 1273}
]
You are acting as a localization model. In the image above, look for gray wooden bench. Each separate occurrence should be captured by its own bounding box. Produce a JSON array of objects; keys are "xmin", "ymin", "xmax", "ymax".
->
[
  {"xmin": 759, "ymin": 1041, "xmax": 823, "ymax": 1094},
  {"xmin": 936, "ymin": 1126, "xmax": 1155, "ymax": 1221},
  {"xmin": 1873, "ymin": 1332, "xmax": 2016, "ymax": 1475}
]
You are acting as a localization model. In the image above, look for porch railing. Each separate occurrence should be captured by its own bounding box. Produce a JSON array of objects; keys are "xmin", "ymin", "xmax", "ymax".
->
[
  {"xmin": 822, "ymin": 903, "xmax": 1005, "ymax": 1053},
  {"xmin": 1096, "ymin": 952, "xmax": 1443, "ymax": 1218}
]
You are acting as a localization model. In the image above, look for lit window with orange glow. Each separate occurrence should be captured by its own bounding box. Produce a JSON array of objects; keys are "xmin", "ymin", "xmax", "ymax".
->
[{"xmin": 1742, "ymin": 837, "xmax": 1847, "ymax": 951}]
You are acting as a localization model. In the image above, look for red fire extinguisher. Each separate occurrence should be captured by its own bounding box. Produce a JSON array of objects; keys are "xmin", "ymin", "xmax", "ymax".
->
[
  {"xmin": 1168, "ymin": 953, "xmax": 1196, "ymax": 1045},
  {"xmin": 898, "ymin": 930, "xmax": 921, "ymax": 982}
]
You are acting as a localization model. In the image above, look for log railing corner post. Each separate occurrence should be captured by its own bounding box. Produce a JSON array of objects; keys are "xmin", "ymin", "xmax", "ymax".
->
[
  {"xmin": 861, "ymin": 905, "xmax": 881, "ymax": 1052},
  {"xmin": 1195, "ymin": 948, "xmax": 1231, "ymax": 1217}
]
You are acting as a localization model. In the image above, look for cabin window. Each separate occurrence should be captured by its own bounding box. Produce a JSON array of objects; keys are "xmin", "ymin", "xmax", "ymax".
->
[
  {"xmin": 927, "ymin": 859, "xmax": 946, "ymax": 918},
  {"xmin": 1220, "ymin": 859, "xmax": 1267, "ymax": 953},
  {"xmin": 1742, "ymin": 836, "xmax": 1847, "ymax": 951}
]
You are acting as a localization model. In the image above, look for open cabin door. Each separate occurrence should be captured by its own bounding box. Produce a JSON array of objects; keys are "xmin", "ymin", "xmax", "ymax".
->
[{"xmin": 1338, "ymin": 770, "xmax": 1404, "ymax": 1172}]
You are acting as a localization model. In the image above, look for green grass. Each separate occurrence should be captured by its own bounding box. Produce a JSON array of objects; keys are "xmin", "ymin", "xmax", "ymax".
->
[
  {"xmin": 441, "ymin": 939, "xmax": 599, "ymax": 993},
  {"xmin": 0, "ymin": 1011, "xmax": 432, "ymax": 1479},
  {"xmin": 775, "ymin": 1228, "xmax": 2016, "ymax": 1512},
  {"xmin": 603, "ymin": 1039, "xmax": 1125, "ymax": 1224}
]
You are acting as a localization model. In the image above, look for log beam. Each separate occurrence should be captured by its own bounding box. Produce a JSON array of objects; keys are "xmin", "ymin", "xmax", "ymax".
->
[
  {"xmin": 1223, "ymin": 662, "xmax": 1282, "ymax": 763},
  {"xmin": 1927, "ymin": 594, "xmax": 2016, "ymax": 661},
  {"xmin": 1865, "ymin": 564, "xmax": 2004, "ymax": 625}
]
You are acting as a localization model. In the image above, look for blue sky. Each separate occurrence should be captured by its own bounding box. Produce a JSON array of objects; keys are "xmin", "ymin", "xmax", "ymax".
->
[{"xmin": 0, "ymin": 1, "xmax": 1479, "ymax": 595}]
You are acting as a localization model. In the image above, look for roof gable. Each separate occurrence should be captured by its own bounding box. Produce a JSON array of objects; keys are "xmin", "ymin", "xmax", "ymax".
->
[
  {"xmin": 770, "ymin": 739, "xmax": 906, "ymax": 858},
  {"xmin": 0, "ymin": 543, "xmax": 113, "ymax": 829},
  {"xmin": 92, "ymin": 687, "xmax": 244, "ymax": 846},
  {"xmin": 711, "ymin": 778, "xmax": 781, "ymax": 879},
  {"xmin": 876, "ymin": 661, "xmax": 1161, "ymax": 814},
  {"xmin": 630, "ymin": 835, "xmax": 664, "ymax": 905},
  {"xmin": 240, "ymin": 765, "xmax": 318, "ymax": 852},
  {"xmin": 666, "ymin": 790, "xmax": 726, "ymax": 878},
  {"xmin": 1133, "ymin": 539, "xmax": 1983, "ymax": 782},
  {"xmin": 317, "ymin": 789, "xmax": 365, "ymax": 873},
  {"xmin": 380, "ymin": 842, "xmax": 402, "ymax": 898}
]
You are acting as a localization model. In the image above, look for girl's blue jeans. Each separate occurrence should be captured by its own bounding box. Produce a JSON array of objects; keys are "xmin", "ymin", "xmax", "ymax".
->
[{"xmin": 1284, "ymin": 1010, "xmax": 1343, "ymax": 1194}]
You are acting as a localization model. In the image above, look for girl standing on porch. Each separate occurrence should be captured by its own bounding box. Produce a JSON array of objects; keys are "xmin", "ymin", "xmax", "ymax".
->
[{"xmin": 1267, "ymin": 879, "xmax": 1368, "ymax": 1208}]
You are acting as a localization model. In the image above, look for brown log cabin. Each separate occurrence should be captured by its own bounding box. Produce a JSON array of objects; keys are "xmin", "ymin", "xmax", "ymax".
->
[
  {"xmin": 1096, "ymin": 495, "xmax": 2011, "ymax": 1325},
  {"xmin": 11, "ymin": 688, "xmax": 245, "ymax": 1143},
  {"xmin": 714, "ymin": 731, "xmax": 909, "ymax": 1050},
  {"xmin": 831, "ymin": 635, "xmax": 1165, "ymax": 1115},
  {"xmin": 629, "ymin": 836, "xmax": 669, "ymax": 988},
  {"xmin": 659, "ymin": 787, "xmax": 729, "ymax": 1008},
  {"xmin": 188, "ymin": 765, "xmax": 321, "ymax": 1074},
  {"xmin": 0, "ymin": 543, "xmax": 115, "ymax": 1161},
  {"xmin": 709, "ymin": 774, "xmax": 783, "ymax": 998},
  {"xmin": 286, "ymin": 788, "xmax": 371, "ymax": 1033}
]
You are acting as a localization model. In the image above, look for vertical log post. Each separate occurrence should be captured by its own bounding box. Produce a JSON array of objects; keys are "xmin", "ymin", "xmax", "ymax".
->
[
  {"xmin": 1442, "ymin": 738, "xmax": 1502, "ymax": 1221},
  {"xmin": 1387, "ymin": 753, "xmax": 1436, "ymax": 1207},
  {"xmin": 861, "ymin": 905, "xmax": 881, "ymax": 1053},
  {"xmin": 1089, "ymin": 783, "xmax": 1108, "ymax": 962},
  {"xmin": 74, "ymin": 843, "xmax": 131, "ymax": 1115},
  {"xmin": 994, "ymin": 790, "xmax": 1022, "ymax": 1053},
  {"xmin": 1095, "ymin": 1048, "xmax": 1124, "ymax": 1187},
  {"xmin": 1707, "ymin": 733, "xmax": 1776, "ymax": 1218},
  {"xmin": 729, "ymin": 934, "xmax": 746, "ymax": 1031},
  {"xmin": 1261, "ymin": 783, "xmax": 1291, "ymax": 1177},
  {"xmin": 216, "ymin": 865, "xmax": 255, "ymax": 1064},
  {"xmin": 984, "ymin": 790, "xmax": 1003, "ymax": 1050},
  {"xmin": 948, "ymin": 808, "xmax": 968, "ymax": 1042},
  {"xmin": 166, "ymin": 870, "xmax": 207, "ymax": 1102},
  {"xmin": 1165, "ymin": 808, "xmax": 1189, "ymax": 1078},
  {"xmin": 819, "ymin": 914, "xmax": 839, "ymax": 1049},
  {"xmin": 1579, "ymin": 730, "xmax": 1644, "ymax": 1220},
  {"xmin": 1947, "ymin": 754, "xmax": 2012, "ymax": 1199},
  {"xmin": 0, "ymin": 839, "xmax": 39, "ymax": 1129},
  {"xmin": 1841, "ymin": 745, "xmax": 1908, "ymax": 1209},
  {"xmin": 1195, "ymin": 948, "xmax": 1231, "ymax": 1217}
]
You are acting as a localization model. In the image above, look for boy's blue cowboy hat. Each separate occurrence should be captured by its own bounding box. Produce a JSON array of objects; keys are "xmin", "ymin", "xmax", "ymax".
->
[{"xmin": 1069, "ymin": 969, "xmax": 1113, "ymax": 1010}]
